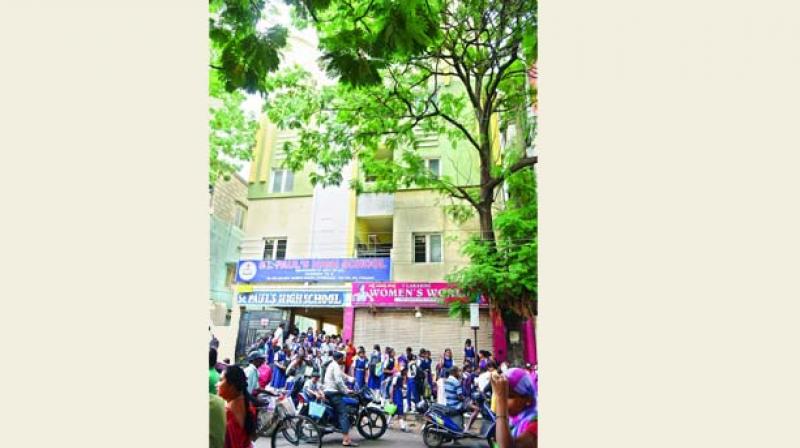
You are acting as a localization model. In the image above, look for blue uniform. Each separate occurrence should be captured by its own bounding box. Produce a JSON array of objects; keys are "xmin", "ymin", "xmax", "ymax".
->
[
  {"xmin": 354, "ymin": 357, "xmax": 368, "ymax": 389},
  {"xmin": 368, "ymin": 352, "xmax": 382, "ymax": 389},
  {"xmin": 406, "ymin": 364, "xmax": 419, "ymax": 410},
  {"xmin": 391, "ymin": 375, "xmax": 405, "ymax": 416},
  {"xmin": 271, "ymin": 351, "xmax": 287, "ymax": 388},
  {"xmin": 464, "ymin": 346, "xmax": 476, "ymax": 365}
]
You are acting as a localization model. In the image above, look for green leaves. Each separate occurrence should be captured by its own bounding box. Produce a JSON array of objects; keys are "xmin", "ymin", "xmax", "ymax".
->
[
  {"xmin": 210, "ymin": 0, "xmax": 288, "ymax": 95},
  {"xmin": 209, "ymin": 70, "xmax": 259, "ymax": 184},
  {"xmin": 445, "ymin": 166, "xmax": 538, "ymax": 319}
]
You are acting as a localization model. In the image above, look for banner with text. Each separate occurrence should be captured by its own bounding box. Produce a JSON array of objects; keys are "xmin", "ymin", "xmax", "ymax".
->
[
  {"xmin": 237, "ymin": 258, "xmax": 391, "ymax": 283},
  {"xmin": 237, "ymin": 290, "xmax": 346, "ymax": 308},
  {"xmin": 351, "ymin": 282, "xmax": 486, "ymax": 308}
]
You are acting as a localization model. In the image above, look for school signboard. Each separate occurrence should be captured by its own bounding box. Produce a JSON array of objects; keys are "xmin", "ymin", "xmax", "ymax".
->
[
  {"xmin": 236, "ymin": 258, "xmax": 391, "ymax": 283},
  {"xmin": 350, "ymin": 282, "xmax": 486, "ymax": 308},
  {"xmin": 237, "ymin": 290, "xmax": 346, "ymax": 308}
]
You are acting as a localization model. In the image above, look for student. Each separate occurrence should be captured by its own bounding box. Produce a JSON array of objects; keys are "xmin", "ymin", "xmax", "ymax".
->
[
  {"xmin": 388, "ymin": 367, "xmax": 410, "ymax": 432},
  {"xmin": 368, "ymin": 344, "xmax": 383, "ymax": 397},
  {"xmin": 437, "ymin": 348, "xmax": 454, "ymax": 379},
  {"xmin": 418, "ymin": 349, "xmax": 433, "ymax": 400},
  {"xmin": 271, "ymin": 345, "xmax": 290, "ymax": 389},
  {"xmin": 464, "ymin": 339, "xmax": 476, "ymax": 367},
  {"xmin": 406, "ymin": 354, "xmax": 419, "ymax": 413},
  {"xmin": 353, "ymin": 347, "xmax": 368, "ymax": 390},
  {"xmin": 398, "ymin": 346, "xmax": 413, "ymax": 367},
  {"xmin": 381, "ymin": 347, "xmax": 396, "ymax": 401}
]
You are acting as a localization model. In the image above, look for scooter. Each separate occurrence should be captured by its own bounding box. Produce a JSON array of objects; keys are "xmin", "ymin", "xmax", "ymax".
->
[{"xmin": 419, "ymin": 389, "xmax": 496, "ymax": 448}]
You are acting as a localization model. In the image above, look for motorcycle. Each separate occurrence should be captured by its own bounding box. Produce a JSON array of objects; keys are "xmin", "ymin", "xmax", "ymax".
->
[
  {"xmin": 299, "ymin": 386, "xmax": 388, "ymax": 441},
  {"xmin": 419, "ymin": 389, "xmax": 496, "ymax": 448}
]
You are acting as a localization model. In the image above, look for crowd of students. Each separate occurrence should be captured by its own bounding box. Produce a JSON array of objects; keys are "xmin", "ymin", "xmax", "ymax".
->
[{"xmin": 208, "ymin": 322, "xmax": 539, "ymax": 448}]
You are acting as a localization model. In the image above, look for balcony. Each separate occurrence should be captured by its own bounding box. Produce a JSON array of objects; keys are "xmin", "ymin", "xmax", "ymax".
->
[
  {"xmin": 356, "ymin": 243, "xmax": 393, "ymax": 258},
  {"xmin": 357, "ymin": 192, "xmax": 395, "ymax": 217}
]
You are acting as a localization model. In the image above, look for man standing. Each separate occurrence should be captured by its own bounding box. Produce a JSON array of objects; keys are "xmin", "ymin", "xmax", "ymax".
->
[
  {"xmin": 243, "ymin": 351, "xmax": 266, "ymax": 395},
  {"xmin": 323, "ymin": 351, "xmax": 358, "ymax": 447}
]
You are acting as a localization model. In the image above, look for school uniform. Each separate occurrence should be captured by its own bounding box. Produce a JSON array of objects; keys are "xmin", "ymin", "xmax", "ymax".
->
[
  {"xmin": 354, "ymin": 357, "xmax": 368, "ymax": 389},
  {"xmin": 368, "ymin": 351, "xmax": 382, "ymax": 390},
  {"xmin": 464, "ymin": 346, "xmax": 476, "ymax": 366},
  {"xmin": 406, "ymin": 361, "xmax": 419, "ymax": 410},
  {"xmin": 271, "ymin": 351, "xmax": 288, "ymax": 388},
  {"xmin": 391, "ymin": 373, "xmax": 405, "ymax": 416}
]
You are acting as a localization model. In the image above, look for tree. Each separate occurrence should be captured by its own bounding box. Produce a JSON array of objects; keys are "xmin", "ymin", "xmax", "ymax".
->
[
  {"xmin": 263, "ymin": 0, "xmax": 537, "ymax": 316},
  {"xmin": 209, "ymin": 71, "xmax": 260, "ymax": 184},
  {"xmin": 208, "ymin": 0, "xmax": 291, "ymax": 183},
  {"xmin": 445, "ymin": 165, "xmax": 537, "ymax": 321},
  {"xmin": 210, "ymin": 0, "xmax": 288, "ymax": 95}
]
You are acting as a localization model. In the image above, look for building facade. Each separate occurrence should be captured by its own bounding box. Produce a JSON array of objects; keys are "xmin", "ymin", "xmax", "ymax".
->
[
  {"xmin": 209, "ymin": 173, "xmax": 248, "ymax": 361},
  {"xmin": 231, "ymin": 115, "xmax": 500, "ymax": 364},
  {"xmin": 227, "ymin": 31, "xmax": 535, "ymax": 366}
]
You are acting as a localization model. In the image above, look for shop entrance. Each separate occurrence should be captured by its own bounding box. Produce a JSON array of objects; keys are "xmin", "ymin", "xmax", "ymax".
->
[{"xmin": 288, "ymin": 307, "xmax": 344, "ymax": 337}]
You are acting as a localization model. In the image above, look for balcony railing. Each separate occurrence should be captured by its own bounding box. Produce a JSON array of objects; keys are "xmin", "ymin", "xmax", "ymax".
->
[
  {"xmin": 357, "ymin": 192, "xmax": 395, "ymax": 217},
  {"xmin": 356, "ymin": 243, "xmax": 393, "ymax": 258}
]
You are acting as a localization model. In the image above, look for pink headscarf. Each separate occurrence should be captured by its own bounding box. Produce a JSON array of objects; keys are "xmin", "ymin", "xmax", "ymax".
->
[{"xmin": 504, "ymin": 368, "xmax": 538, "ymax": 439}]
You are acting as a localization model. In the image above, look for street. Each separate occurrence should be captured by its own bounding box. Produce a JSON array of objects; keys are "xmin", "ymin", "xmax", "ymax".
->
[{"xmin": 258, "ymin": 418, "xmax": 489, "ymax": 448}]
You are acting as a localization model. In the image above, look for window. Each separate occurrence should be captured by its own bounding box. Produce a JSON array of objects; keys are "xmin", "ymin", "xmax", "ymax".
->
[
  {"xmin": 426, "ymin": 158, "xmax": 441, "ymax": 178},
  {"xmin": 270, "ymin": 169, "xmax": 294, "ymax": 193},
  {"xmin": 413, "ymin": 233, "xmax": 443, "ymax": 263},
  {"xmin": 263, "ymin": 238, "xmax": 288, "ymax": 260},
  {"xmin": 233, "ymin": 203, "xmax": 247, "ymax": 230},
  {"xmin": 225, "ymin": 263, "xmax": 236, "ymax": 287}
]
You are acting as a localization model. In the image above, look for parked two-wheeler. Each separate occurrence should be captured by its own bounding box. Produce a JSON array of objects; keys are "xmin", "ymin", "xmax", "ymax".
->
[
  {"xmin": 419, "ymin": 389, "xmax": 496, "ymax": 448},
  {"xmin": 299, "ymin": 386, "xmax": 389, "ymax": 442}
]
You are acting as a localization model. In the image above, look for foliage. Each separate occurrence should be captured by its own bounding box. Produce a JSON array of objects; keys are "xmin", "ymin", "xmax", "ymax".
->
[
  {"xmin": 263, "ymin": 0, "xmax": 538, "ymax": 315},
  {"xmin": 209, "ymin": 71, "xmax": 259, "ymax": 184},
  {"xmin": 445, "ymin": 165, "xmax": 537, "ymax": 319},
  {"xmin": 210, "ymin": 0, "xmax": 289, "ymax": 95}
]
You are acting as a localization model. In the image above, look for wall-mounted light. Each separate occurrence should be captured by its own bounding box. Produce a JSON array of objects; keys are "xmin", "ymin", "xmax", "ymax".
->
[{"xmin": 414, "ymin": 307, "xmax": 422, "ymax": 319}]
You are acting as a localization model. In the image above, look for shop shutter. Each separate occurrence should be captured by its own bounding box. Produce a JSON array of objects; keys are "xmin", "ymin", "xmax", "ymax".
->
[{"xmin": 353, "ymin": 309, "xmax": 493, "ymax": 368}]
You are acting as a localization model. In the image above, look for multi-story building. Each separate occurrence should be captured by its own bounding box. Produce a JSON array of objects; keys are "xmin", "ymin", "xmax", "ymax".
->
[
  {"xmin": 209, "ymin": 173, "xmax": 248, "ymax": 361},
  {"xmin": 228, "ymin": 31, "xmax": 535, "ymax": 366},
  {"xmin": 233, "ymin": 117, "xmax": 498, "ymax": 363}
]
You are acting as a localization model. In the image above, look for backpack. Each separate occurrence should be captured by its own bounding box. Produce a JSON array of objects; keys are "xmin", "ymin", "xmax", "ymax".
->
[{"xmin": 408, "ymin": 362, "xmax": 418, "ymax": 379}]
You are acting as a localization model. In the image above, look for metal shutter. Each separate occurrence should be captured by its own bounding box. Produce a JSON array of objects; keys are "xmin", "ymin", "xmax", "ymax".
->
[{"xmin": 352, "ymin": 309, "xmax": 493, "ymax": 366}]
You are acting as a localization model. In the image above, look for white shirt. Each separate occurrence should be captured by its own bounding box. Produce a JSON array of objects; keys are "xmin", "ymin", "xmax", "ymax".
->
[
  {"xmin": 273, "ymin": 327, "xmax": 284, "ymax": 347},
  {"xmin": 477, "ymin": 371, "xmax": 492, "ymax": 392},
  {"xmin": 243, "ymin": 364, "xmax": 259, "ymax": 394},
  {"xmin": 323, "ymin": 361, "xmax": 352, "ymax": 393}
]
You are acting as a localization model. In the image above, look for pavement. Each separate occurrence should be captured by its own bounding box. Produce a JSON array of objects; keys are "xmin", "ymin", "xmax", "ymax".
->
[{"xmin": 257, "ymin": 414, "xmax": 490, "ymax": 447}]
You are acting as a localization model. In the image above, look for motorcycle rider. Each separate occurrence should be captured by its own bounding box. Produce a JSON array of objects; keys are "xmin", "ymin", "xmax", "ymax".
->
[{"xmin": 323, "ymin": 351, "xmax": 358, "ymax": 447}]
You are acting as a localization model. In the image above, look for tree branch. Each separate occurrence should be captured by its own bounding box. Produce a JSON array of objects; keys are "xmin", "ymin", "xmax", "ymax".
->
[{"xmin": 484, "ymin": 155, "xmax": 537, "ymax": 192}]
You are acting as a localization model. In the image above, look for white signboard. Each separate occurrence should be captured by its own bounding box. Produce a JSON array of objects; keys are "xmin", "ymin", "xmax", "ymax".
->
[{"xmin": 470, "ymin": 303, "xmax": 480, "ymax": 328}]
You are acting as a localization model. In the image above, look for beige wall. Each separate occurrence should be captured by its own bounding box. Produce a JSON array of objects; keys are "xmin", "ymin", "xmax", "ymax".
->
[
  {"xmin": 240, "ymin": 196, "xmax": 314, "ymax": 259},
  {"xmin": 392, "ymin": 190, "xmax": 481, "ymax": 282},
  {"xmin": 211, "ymin": 174, "xmax": 248, "ymax": 224},
  {"xmin": 210, "ymin": 303, "xmax": 239, "ymax": 362}
]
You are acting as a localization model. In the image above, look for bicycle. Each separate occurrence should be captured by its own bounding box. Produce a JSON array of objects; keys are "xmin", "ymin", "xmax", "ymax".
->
[{"xmin": 253, "ymin": 389, "xmax": 322, "ymax": 447}]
